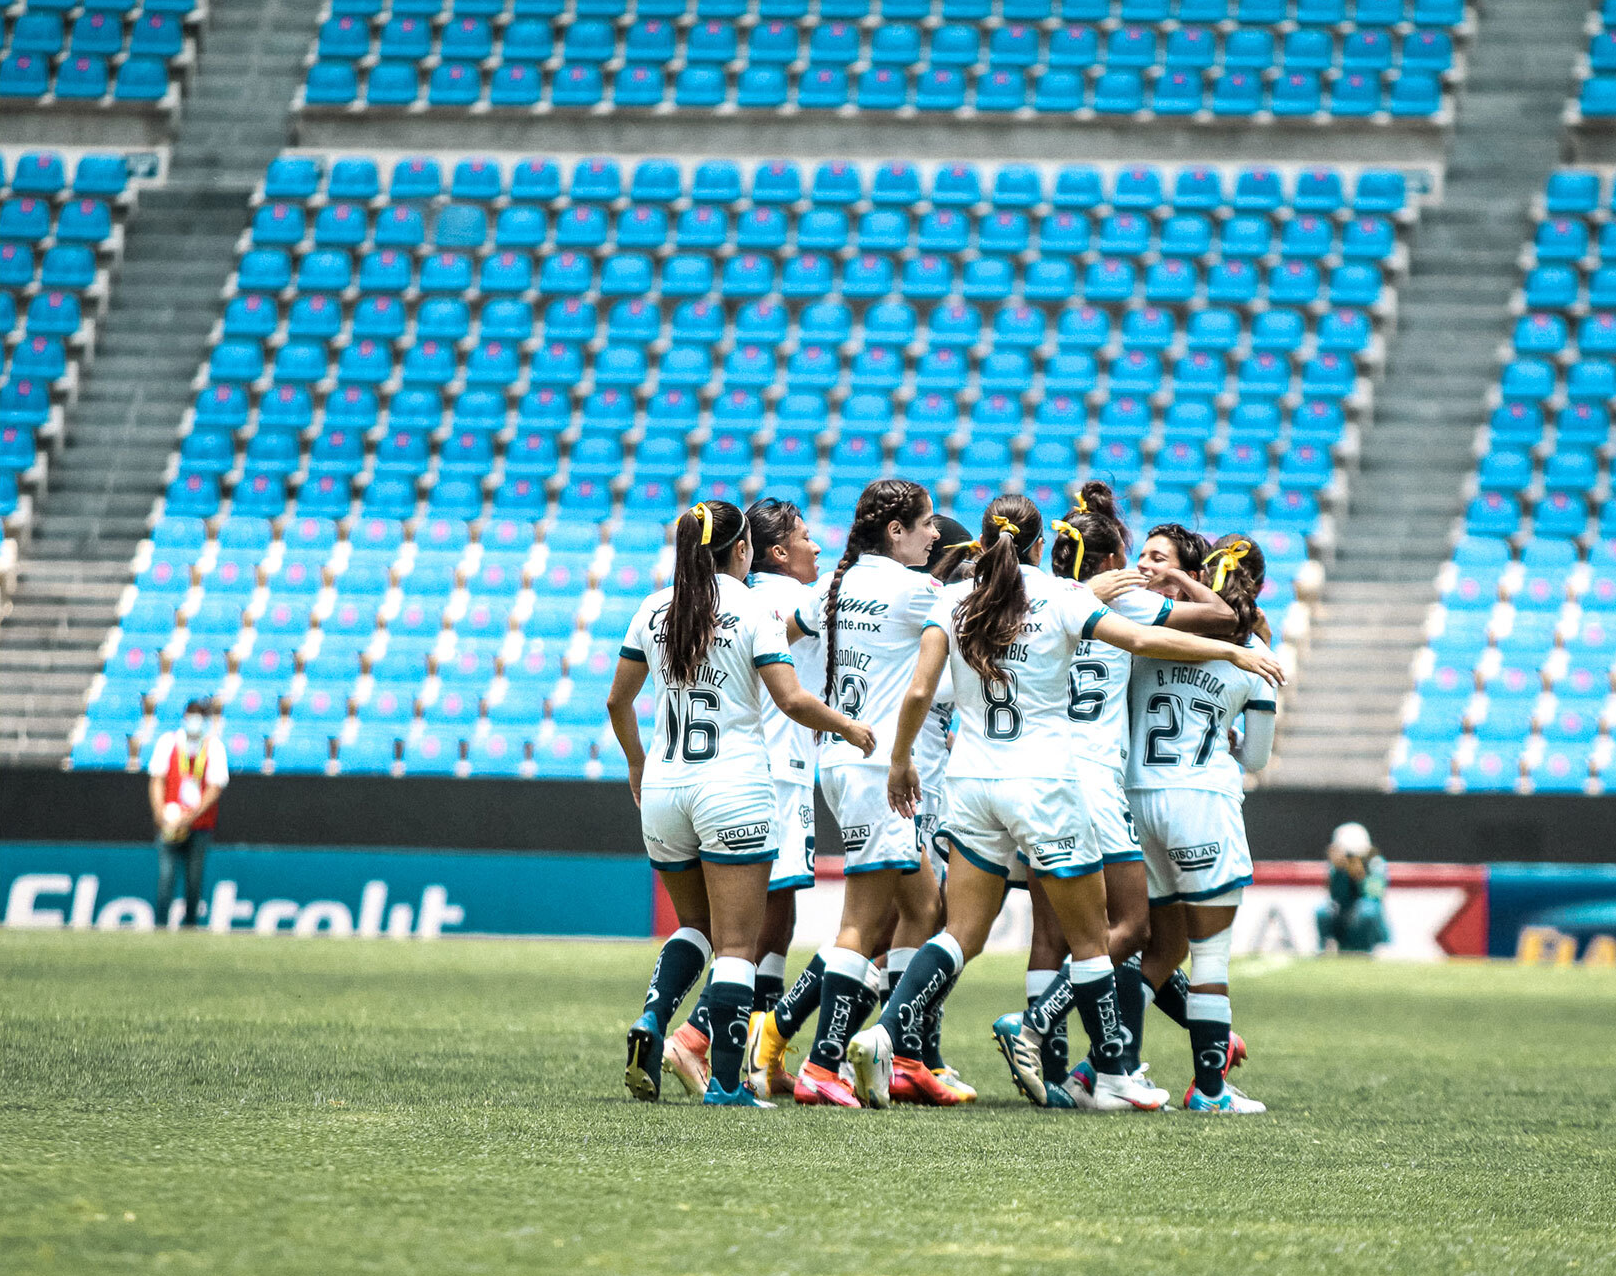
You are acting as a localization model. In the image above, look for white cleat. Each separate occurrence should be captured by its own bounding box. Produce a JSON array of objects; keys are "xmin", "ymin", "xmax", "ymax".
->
[
  {"xmin": 1184, "ymin": 1081, "xmax": 1267, "ymax": 1114},
  {"xmin": 846, "ymin": 1025, "xmax": 893, "ymax": 1109},
  {"xmin": 1091, "ymin": 1068, "xmax": 1171, "ymax": 1112},
  {"xmin": 991, "ymin": 1012, "xmax": 1048, "ymax": 1107}
]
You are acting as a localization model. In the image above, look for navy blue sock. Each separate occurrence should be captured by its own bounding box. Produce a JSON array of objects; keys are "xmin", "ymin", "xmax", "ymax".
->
[
  {"xmin": 920, "ymin": 972, "xmax": 957, "ymax": 1070},
  {"xmin": 876, "ymin": 937, "xmax": 962, "ymax": 1060},
  {"xmin": 1026, "ymin": 966, "xmax": 1069, "ymax": 1078},
  {"xmin": 772, "ymin": 951, "xmax": 825, "ymax": 1040},
  {"xmin": 1068, "ymin": 956, "xmax": 1128, "ymax": 1077},
  {"xmin": 807, "ymin": 949, "xmax": 871, "ymax": 1073},
  {"xmin": 754, "ymin": 952, "xmax": 787, "ymax": 1013},
  {"xmin": 1025, "ymin": 958, "xmax": 1077, "ymax": 1038},
  {"xmin": 641, "ymin": 927, "xmax": 710, "ymax": 1035},
  {"xmin": 1152, "ymin": 968, "xmax": 1192, "ymax": 1030},
  {"xmin": 686, "ymin": 974, "xmax": 714, "ymax": 1040},
  {"xmin": 707, "ymin": 959, "xmax": 756, "ymax": 1091},
  {"xmin": 1115, "ymin": 954, "xmax": 1145, "ymax": 1073},
  {"xmin": 1187, "ymin": 992, "xmax": 1231, "ymax": 1098}
]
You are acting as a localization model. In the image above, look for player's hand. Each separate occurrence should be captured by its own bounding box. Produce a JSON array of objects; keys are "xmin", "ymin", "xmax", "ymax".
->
[
  {"xmin": 627, "ymin": 761, "xmax": 644, "ymax": 809},
  {"xmin": 887, "ymin": 760, "xmax": 922, "ymax": 818},
  {"xmin": 842, "ymin": 720, "xmax": 877, "ymax": 758},
  {"xmin": 1233, "ymin": 644, "xmax": 1287, "ymax": 688},
  {"xmin": 1087, "ymin": 568, "xmax": 1146, "ymax": 603}
]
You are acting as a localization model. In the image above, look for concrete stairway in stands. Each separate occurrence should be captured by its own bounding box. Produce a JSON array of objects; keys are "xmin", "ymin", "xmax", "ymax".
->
[
  {"xmin": 0, "ymin": 0, "xmax": 327, "ymax": 764},
  {"xmin": 1268, "ymin": 0, "xmax": 1591, "ymax": 787}
]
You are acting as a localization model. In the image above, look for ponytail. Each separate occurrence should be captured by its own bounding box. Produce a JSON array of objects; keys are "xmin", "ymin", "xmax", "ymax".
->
[
  {"xmin": 663, "ymin": 499, "xmax": 745, "ymax": 685},
  {"xmin": 1050, "ymin": 507, "xmax": 1126, "ymax": 582},
  {"xmin": 1204, "ymin": 533, "xmax": 1267, "ymax": 645},
  {"xmin": 1076, "ymin": 480, "xmax": 1129, "ymax": 547},
  {"xmin": 823, "ymin": 479, "xmax": 930, "ymax": 700},
  {"xmin": 953, "ymin": 495, "xmax": 1041, "ymax": 683}
]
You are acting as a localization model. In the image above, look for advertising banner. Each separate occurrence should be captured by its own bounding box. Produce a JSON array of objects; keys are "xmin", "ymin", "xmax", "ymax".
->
[
  {"xmin": 1486, "ymin": 863, "xmax": 1616, "ymax": 961},
  {"xmin": 1, "ymin": 842, "xmax": 652, "ymax": 939}
]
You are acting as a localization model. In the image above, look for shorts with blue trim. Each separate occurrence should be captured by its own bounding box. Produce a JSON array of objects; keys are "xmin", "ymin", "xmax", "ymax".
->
[
  {"xmin": 641, "ymin": 779, "xmax": 777, "ymax": 871},
  {"xmin": 934, "ymin": 776, "xmax": 1100, "ymax": 881},
  {"xmin": 919, "ymin": 787, "xmax": 946, "ymax": 882},
  {"xmin": 1129, "ymin": 786, "xmax": 1252, "ymax": 907},
  {"xmin": 1081, "ymin": 759, "xmax": 1144, "ymax": 865},
  {"xmin": 821, "ymin": 765, "xmax": 923, "ymax": 874},
  {"xmin": 768, "ymin": 780, "xmax": 815, "ymax": 892}
]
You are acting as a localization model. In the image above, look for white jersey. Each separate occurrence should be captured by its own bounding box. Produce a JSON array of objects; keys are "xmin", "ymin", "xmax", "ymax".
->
[
  {"xmin": 1067, "ymin": 585, "xmax": 1174, "ymax": 771},
  {"xmin": 915, "ymin": 665, "xmax": 954, "ymax": 797},
  {"xmin": 929, "ymin": 566, "xmax": 1111, "ymax": 781},
  {"xmin": 1125, "ymin": 635, "xmax": 1277, "ymax": 798},
  {"xmin": 807, "ymin": 554, "xmax": 942, "ymax": 770},
  {"xmin": 747, "ymin": 570, "xmax": 819, "ymax": 789},
  {"xmin": 621, "ymin": 573, "xmax": 793, "ymax": 790}
]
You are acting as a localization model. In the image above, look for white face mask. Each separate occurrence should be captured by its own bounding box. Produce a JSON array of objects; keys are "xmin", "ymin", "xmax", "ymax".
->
[{"xmin": 183, "ymin": 715, "xmax": 206, "ymax": 739}]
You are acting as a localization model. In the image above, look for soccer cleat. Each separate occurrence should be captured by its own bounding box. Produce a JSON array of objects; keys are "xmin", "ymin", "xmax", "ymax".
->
[
  {"xmin": 1044, "ymin": 1073, "xmax": 1094, "ymax": 1109},
  {"xmin": 744, "ymin": 1011, "xmax": 798, "ymax": 1097},
  {"xmin": 663, "ymin": 1022, "xmax": 710, "ymax": 1096},
  {"xmin": 932, "ymin": 1065, "xmax": 977, "ymax": 1103},
  {"xmin": 793, "ymin": 1060, "xmax": 861, "ymax": 1108},
  {"xmin": 624, "ymin": 1013, "xmax": 663, "ymax": 1103},
  {"xmin": 889, "ymin": 1055, "xmax": 962, "ymax": 1106},
  {"xmin": 991, "ymin": 1012, "xmax": 1049, "ymax": 1107},
  {"xmin": 745, "ymin": 1009, "xmax": 792, "ymax": 1090},
  {"xmin": 1091, "ymin": 1069, "xmax": 1171, "ymax": 1111},
  {"xmin": 1069, "ymin": 1057, "xmax": 1096, "ymax": 1095},
  {"xmin": 701, "ymin": 1078, "xmax": 776, "ymax": 1108},
  {"xmin": 846, "ymin": 1026, "xmax": 894, "ymax": 1109},
  {"xmin": 1184, "ymin": 1081, "xmax": 1267, "ymax": 1114},
  {"xmin": 1225, "ymin": 1031, "xmax": 1248, "ymax": 1076}
]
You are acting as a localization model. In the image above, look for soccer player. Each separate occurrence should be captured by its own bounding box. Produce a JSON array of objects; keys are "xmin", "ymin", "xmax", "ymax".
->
[
  {"xmin": 1128, "ymin": 534, "xmax": 1277, "ymax": 1113},
  {"xmin": 607, "ymin": 500, "xmax": 873, "ymax": 1107},
  {"xmin": 846, "ymin": 497, "xmax": 1284, "ymax": 1111},
  {"xmin": 753, "ymin": 479, "xmax": 945, "ymax": 1108},
  {"xmin": 665, "ymin": 498, "xmax": 824, "ymax": 1098},
  {"xmin": 1013, "ymin": 488, "xmax": 1243, "ymax": 1098}
]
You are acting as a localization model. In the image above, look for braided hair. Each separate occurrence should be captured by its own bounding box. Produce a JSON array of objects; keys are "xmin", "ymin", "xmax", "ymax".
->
[
  {"xmin": 1203, "ymin": 533, "xmax": 1267, "ymax": 645},
  {"xmin": 822, "ymin": 479, "xmax": 931, "ymax": 702},
  {"xmin": 953, "ymin": 494, "xmax": 1042, "ymax": 684},
  {"xmin": 663, "ymin": 500, "xmax": 746, "ymax": 685}
]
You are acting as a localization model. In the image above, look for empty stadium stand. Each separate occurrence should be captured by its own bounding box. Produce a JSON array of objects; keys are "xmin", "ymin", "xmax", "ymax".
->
[{"xmin": 58, "ymin": 150, "xmax": 1421, "ymax": 776}]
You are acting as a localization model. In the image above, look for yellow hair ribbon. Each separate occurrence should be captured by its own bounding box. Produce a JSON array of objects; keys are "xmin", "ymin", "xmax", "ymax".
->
[
  {"xmin": 1210, "ymin": 539, "xmax": 1252, "ymax": 593},
  {"xmin": 946, "ymin": 539, "xmax": 982, "ymax": 553},
  {"xmin": 688, "ymin": 502, "xmax": 714, "ymax": 546},
  {"xmin": 1052, "ymin": 520, "xmax": 1085, "ymax": 579},
  {"xmin": 990, "ymin": 514, "xmax": 1020, "ymax": 538},
  {"xmin": 1074, "ymin": 492, "xmax": 1088, "ymax": 514}
]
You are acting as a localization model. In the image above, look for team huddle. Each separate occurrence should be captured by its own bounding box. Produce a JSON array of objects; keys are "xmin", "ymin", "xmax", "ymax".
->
[{"xmin": 605, "ymin": 478, "xmax": 1285, "ymax": 1113}]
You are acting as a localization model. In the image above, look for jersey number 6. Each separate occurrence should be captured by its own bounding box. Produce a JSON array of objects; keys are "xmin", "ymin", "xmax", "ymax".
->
[{"xmin": 663, "ymin": 688, "xmax": 720, "ymax": 763}]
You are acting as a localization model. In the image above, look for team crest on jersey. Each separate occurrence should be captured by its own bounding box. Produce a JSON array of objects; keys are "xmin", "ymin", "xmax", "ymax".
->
[
  {"xmin": 841, "ymin": 824, "xmax": 872, "ymax": 856},
  {"xmin": 716, "ymin": 821, "xmax": 771, "ymax": 853},
  {"xmin": 1169, "ymin": 841, "xmax": 1219, "ymax": 871}
]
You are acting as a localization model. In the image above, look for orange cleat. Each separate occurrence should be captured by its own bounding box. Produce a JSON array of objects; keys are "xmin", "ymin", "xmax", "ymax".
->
[
  {"xmin": 793, "ymin": 1060, "xmax": 861, "ymax": 1107},
  {"xmin": 1225, "ymin": 1031, "xmax": 1248, "ymax": 1077},
  {"xmin": 663, "ymin": 1022, "xmax": 711, "ymax": 1097},
  {"xmin": 888, "ymin": 1055, "xmax": 962, "ymax": 1106}
]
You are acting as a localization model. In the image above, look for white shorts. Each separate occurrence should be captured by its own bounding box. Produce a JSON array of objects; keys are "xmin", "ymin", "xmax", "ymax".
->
[
  {"xmin": 641, "ymin": 779, "xmax": 777, "ymax": 872},
  {"xmin": 935, "ymin": 776, "xmax": 1100, "ymax": 881},
  {"xmin": 1085, "ymin": 762, "xmax": 1144, "ymax": 865},
  {"xmin": 1128, "ymin": 787, "xmax": 1252, "ymax": 907},
  {"xmin": 769, "ymin": 781, "xmax": 816, "ymax": 892},
  {"xmin": 919, "ymin": 787, "xmax": 946, "ymax": 881},
  {"xmin": 822, "ymin": 765, "xmax": 922, "ymax": 875}
]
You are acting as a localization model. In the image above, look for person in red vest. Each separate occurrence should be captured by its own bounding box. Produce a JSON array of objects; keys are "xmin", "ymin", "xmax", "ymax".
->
[{"xmin": 147, "ymin": 698, "xmax": 229, "ymax": 928}]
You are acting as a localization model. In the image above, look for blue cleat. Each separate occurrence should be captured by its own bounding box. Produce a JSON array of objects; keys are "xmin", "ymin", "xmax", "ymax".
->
[
  {"xmin": 1069, "ymin": 1057, "xmax": 1096, "ymax": 1095},
  {"xmin": 625, "ymin": 1013, "xmax": 663, "ymax": 1102},
  {"xmin": 991, "ymin": 1012, "xmax": 1048, "ymax": 1107},
  {"xmin": 1184, "ymin": 1082, "xmax": 1267, "ymax": 1114},
  {"xmin": 701, "ymin": 1078, "xmax": 777, "ymax": 1108}
]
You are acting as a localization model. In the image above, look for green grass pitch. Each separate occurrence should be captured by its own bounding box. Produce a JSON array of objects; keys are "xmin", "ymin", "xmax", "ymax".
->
[{"xmin": 2, "ymin": 931, "xmax": 1613, "ymax": 1275}]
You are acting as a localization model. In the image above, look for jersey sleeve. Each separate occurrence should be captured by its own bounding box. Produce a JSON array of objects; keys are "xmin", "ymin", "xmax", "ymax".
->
[
  {"xmin": 1110, "ymin": 586, "xmax": 1174, "ymax": 627},
  {"xmin": 921, "ymin": 591, "xmax": 956, "ymax": 646},
  {"xmin": 751, "ymin": 598, "xmax": 793, "ymax": 668},
  {"xmin": 903, "ymin": 573, "xmax": 944, "ymax": 629},
  {"xmin": 1060, "ymin": 583, "xmax": 1111, "ymax": 642},
  {"xmin": 619, "ymin": 597, "xmax": 653, "ymax": 663},
  {"xmin": 793, "ymin": 578, "xmax": 825, "ymax": 639}
]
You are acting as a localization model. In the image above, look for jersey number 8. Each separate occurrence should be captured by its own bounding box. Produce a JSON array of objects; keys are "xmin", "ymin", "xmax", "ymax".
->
[{"xmin": 984, "ymin": 674, "xmax": 1022, "ymax": 741}]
